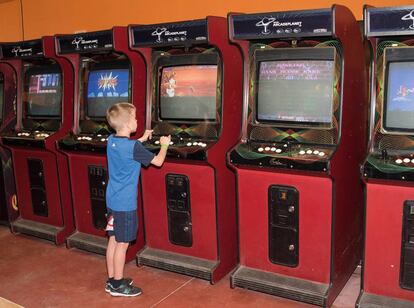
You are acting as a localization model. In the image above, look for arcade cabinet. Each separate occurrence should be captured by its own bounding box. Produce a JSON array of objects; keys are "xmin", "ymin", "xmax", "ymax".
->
[
  {"xmin": 0, "ymin": 38, "xmax": 75, "ymax": 244},
  {"xmin": 228, "ymin": 6, "xmax": 368, "ymax": 307},
  {"xmin": 358, "ymin": 5, "xmax": 414, "ymax": 308},
  {"xmin": 0, "ymin": 61, "xmax": 18, "ymax": 225},
  {"xmin": 56, "ymin": 28, "xmax": 147, "ymax": 261},
  {"xmin": 129, "ymin": 17, "xmax": 242, "ymax": 283}
]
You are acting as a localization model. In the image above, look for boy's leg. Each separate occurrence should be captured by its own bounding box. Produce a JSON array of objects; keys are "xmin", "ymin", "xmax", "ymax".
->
[
  {"xmin": 106, "ymin": 235, "xmax": 117, "ymax": 278},
  {"xmin": 113, "ymin": 241, "xmax": 130, "ymax": 280},
  {"xmin": 108, "ymin": 210, "xmax": 141, "ymax": 296}
]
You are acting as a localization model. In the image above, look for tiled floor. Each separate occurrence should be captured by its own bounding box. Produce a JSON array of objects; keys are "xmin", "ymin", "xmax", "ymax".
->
[{"xmin": 0, "ymin": 226, "xmax": 360, "ymax": 307}]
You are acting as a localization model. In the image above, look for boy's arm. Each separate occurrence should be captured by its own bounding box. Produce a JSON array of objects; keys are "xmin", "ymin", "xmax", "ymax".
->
[{"xmin": 151, "ymin": 135, "xmax": 171, "ymax": 167}]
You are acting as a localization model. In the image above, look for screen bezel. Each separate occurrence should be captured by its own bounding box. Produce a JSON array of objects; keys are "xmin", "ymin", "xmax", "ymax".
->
[
  {"xmin": 23, "ymin": 65, "xmax": 62, "ymax": 119},
  {"xmin": 254, "ymin": 47, "xmax": 336, "ymax": 129},
  {"xmin": 156, "ymin": 53, "xmax": 220, "ymax": 124},
  {"xmin": 85, "ymin": 61, "xmax": 131, "ymax": 120},
  {"xmin": 382, "ymin": 47, "xmax": 414, "ymax": 135}
]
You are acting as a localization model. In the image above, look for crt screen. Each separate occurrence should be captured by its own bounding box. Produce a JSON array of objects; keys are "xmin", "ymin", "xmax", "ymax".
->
[
  {"xmin": 87, "ymin": 69, "xmax": 130, "ymax": 118},
  {"xmin": 160, "ymin": 65, "xmax": 218, "ymax": 121},
  {"xmin": 25, "ymin": 73, "xmax": 62, "ymax": 117},
  {"xmin": 385, "ymin": 62, "xmax": 414, "ymax": 131},
  {"xmin": 257, "ymin": 60, "xmax": 335, "ymax": 125}
]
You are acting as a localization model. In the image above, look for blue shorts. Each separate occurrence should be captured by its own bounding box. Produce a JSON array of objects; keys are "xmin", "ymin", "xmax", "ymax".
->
[{"xmin": 106, "ymin": 209, "xmax": 138, "ymax": 243}]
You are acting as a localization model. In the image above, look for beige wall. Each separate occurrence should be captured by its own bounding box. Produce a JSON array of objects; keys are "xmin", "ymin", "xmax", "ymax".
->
[{"xmin": 1, "ymin": 0, "xmax": 414, "ymax": 41}]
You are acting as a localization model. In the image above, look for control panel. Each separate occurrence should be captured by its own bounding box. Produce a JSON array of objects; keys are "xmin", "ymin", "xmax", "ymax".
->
[
  {"xmin": 2, "ymin": 130, "xmax": 52, "ymax": 148},
  {"xmin": 363, "ymin": 150, "xmax": 414, "ymax": 181},
  {"xmin": 145, "ymin": 135, "xmax": 215, "ymax": 160},
  {"xmin": 166, "ymin": 174, "xmax": 192, "ymax": 247},
  {"xmin": 58, "ymin": 134, "xmax": 110, "ymax": 153},
  {"xmin": 268, "ymin": 185, "xmax": 299, "ymax": 267},
  {"xmin": 231, "ymin": 141, "xmax": 335, "ymax": 172}
]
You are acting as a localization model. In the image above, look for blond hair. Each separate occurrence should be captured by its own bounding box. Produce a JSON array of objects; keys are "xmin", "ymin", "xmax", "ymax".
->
[{"xmin": 106, "ymin": 102, "xmax": 136, "ymax": 131}]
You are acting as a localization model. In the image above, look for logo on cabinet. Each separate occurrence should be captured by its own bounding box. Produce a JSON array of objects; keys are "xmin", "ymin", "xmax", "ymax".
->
[
  {"xmin": 256, "ymin": 17, "xmax": 276, "ymax": 35},
  {"xmin": 151, "ymin": 27, "xmax": 188, "ymax": 43},
  {"xmin": 152, "ymin": 27, "xmax": 167, "ymax": 43},
  {"xmin": 11, "ymin": 46, "xmax": 32, "ymax": 57},
  {"xmin": 401, "ymin": 10, "xmax": 414, "ymax": 30},
  {"xmin": 71, "ymin": 36, "xmax": 99, "ymax": 50},
  {"xmin": 72, "ymin": 37, "xmax": 83, "ymax": 50}
]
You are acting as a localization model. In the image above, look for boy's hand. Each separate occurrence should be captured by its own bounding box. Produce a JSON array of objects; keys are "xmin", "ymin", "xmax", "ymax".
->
[
  {"xmin": 139, "ymin": 130, "xmax": 153, "ymax": 142},
  {"xmin": 159, "ymin": 135, "xmax": 171, "ymax": 147}
]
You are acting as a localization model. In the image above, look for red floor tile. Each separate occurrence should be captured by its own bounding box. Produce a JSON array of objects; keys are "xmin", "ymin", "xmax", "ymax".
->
[{"xmin": 0, "ymin": 226, "xmax": 360, "ymax": 307}]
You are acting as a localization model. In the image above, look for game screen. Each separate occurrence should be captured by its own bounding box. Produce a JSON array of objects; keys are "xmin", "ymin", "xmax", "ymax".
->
[
  {"xmin": 257, "ymin": 60, "xmax": 335, "ymax": 125},
  {"xmin": 25, "ymin": 73, "xmax": 62, "ymax": 117},
  {"xmin": 385, "ymin": 62, "xmax": 414, "ymax": 131},
  {"xmin": 86, "ymin": 69, "xmax": 130, "ymax": 118},
  {"xmin": 159, "ymin": 65, "xmax": 218, "ymax": 121}
]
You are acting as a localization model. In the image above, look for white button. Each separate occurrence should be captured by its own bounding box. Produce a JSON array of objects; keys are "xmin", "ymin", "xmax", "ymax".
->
[
  {"xmin": 299, "ymin": 150, "xmax": 305, "ymax": 155},
  {"xmin": 169, "ymin": 141, "xmax": 174, "ymax": 145},
  {"xmin": 193, "ymin": 142, "xmax": 198, "ymax": 146},
  {"xmin": 18, "ymin": 133, "xmax": 22, "ymax": 136},
  {"xmin": 265, "ymin": 147, "xmax": 270, "ymax": 151},
  {"xmin": 101, "ymin": 138, "xmax": 106, "ymax": 142},
  {"xmin": 270, "ymin": 147, "xmax": 276, "ymax": 152},
  {"xmin": 201, "ymin": 143, "xmax": 207, "ymax": 148},
  {"xmin": 403, "ymin": 158, "xmax": 410, "ymax": 163},
  {"xmin": 276, "ymin": 149, "xmax": 282, "ymax": 153},
  {"xmin": 97, "ymin": 134, "xmax": 102, "ymax": 137},
  {"xmin": 35, "ymin": 130, "xmax": 39, "ymax": 133},
  {"xmin": 306, "ymin": 150, "xmax": 313, "ymax": 154},
  {"xmin": 313, "ymin": 150, "xmax": 320, "ymax": 155},
  {"xmin": 77, "ymin": 137, "xmax": 82, "ymax": 140},
  {"xmin": 187, "ymin": 142, "xmax": 192, "ymax": 146},
  {"xmin": 411, "ymin": 159, "xmax": 414, "ymax": 164},
  {"xmin": 258, "ymin": 147, "xmax": 264, "ymax": 152},
  {"xmin": 396, "ymin": 159, "xmax": 403, "ymax": 164},
  {"xmin": 318, "ymin": 152, "xmax": 325, "ymax": 157},
  {"xmin": 155, "ymin": 140, "xmax": 160, "ymax": 145}
]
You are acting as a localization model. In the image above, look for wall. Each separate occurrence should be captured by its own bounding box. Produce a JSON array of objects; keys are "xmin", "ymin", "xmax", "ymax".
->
[
  {"xmin": 0, "ymin": 0, "xmax": 23, "ymax": 41},
  {"xmin": 1, "ymin": 0, "xmax": 414, "ymax": 41}
]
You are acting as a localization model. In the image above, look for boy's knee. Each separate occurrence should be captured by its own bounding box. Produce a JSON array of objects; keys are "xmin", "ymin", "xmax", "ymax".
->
[{"xmin": 115, "ymin": 241, "xmax": 130, "ymax": 249}]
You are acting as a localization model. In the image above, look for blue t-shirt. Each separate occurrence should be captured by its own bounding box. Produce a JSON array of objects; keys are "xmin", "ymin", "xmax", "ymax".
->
[{"xmin": 106, "ymin": 135, "xmax": 155, "ymax": 211}]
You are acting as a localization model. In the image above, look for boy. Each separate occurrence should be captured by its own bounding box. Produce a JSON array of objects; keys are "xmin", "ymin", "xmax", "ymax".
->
[{"xmin": 105, "ymin": 102, "xmax": 170, "ymax": 297}]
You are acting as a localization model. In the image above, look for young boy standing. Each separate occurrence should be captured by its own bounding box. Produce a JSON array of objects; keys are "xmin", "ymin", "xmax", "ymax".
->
[{"xmin": 105, "ymin": 102, "xmax": 170, "ymax": 297}]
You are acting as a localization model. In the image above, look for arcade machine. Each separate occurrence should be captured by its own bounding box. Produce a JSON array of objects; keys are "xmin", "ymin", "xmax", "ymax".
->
[
  {"xmin": 129, "ymin": 17, "xmax": 243, "ymax": 283},
  {"xmin": 228, "ymin": 6, "xmax": 368, "ymax": 307},
  {"xmin": 357, "ymin": 5, "xmax": 414, "ymax": 308},
  {"xmin": 0, "ymin": 38, "xmax": 75, "ymax": 244},
  {"xmin": 56, "ymin": 28, "xmax": 147, "ymax": 261},
  {"xmin": 0, "ymin": 61, "xmax": 18, "ymax": 225}
]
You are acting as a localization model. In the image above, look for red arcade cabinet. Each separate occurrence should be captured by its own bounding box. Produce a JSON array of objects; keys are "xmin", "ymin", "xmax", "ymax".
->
[
  {"xmin": 357, "ymin": 5, "xmax": 414, "ymax": 308},
  {"xmin": 56, "ymin": 28, "xmax": 147, "ymax": 261},
  {"xmin": 129, "ymin": 17, "xmax": 242, "ymax": 283},
  {"xmin": 228, "ymin": 6, "xmax": 368, "ymax": 307},
  {"xmin": 0, "ymin": 38, "xmax": 75, "ymax": 244},
  {"xmin": 0, "ymin": 60, "xmax": 18, "ymax": 225}
]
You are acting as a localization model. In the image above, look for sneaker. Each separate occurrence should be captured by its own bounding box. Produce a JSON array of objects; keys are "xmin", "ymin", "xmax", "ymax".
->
[
  {"xmin": 109, "ymin": 283, "xmax": 142, "ymax": 297},
  {"xmin": 105, "ymin": 278, "xmax": 133, "ymax": 293}
]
